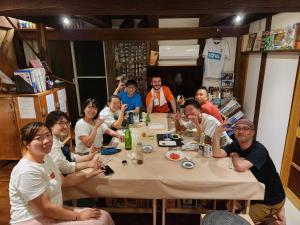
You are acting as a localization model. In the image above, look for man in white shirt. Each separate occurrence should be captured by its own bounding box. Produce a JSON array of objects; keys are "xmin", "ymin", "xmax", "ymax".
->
[{"xmin": 175, "ymin": 99, "xmax": 231, "ymax": 146}]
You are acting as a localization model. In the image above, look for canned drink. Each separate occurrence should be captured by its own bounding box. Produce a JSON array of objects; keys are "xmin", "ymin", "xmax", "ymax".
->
[
  {"xmin": 128, "ymin": 112, "xmax": 134, "ymax": 124},
  {"xmin": 203, "ymin": 144, "xmax": 212, "ymax": 157}
]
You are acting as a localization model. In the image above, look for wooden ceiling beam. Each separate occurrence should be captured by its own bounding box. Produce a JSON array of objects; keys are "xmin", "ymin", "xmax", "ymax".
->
[
  {"xmin": 199, "ymin": 14, "xmax": 233, "ymax": 27},
  {"xmin": 17, "ymin": 26, "xmax": 249, "ymax": 40},
  {"xmin": 75, "ymin": 15, "xmax": 111, "ymax": 28},
  {"xmin": 1, "ymin": 0, "xmax": 300, "ymax": 16}
]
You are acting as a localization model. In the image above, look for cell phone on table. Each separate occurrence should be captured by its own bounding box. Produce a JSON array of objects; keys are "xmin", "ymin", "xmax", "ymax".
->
[{"xmin": 103, "ymin": 165, "xmax": 114, "ymax": 176}]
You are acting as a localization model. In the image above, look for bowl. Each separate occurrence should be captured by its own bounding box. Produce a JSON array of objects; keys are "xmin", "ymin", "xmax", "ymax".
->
[{"xmin": 142, "ymin": 144, "xmax": 153, "ymax": 153}]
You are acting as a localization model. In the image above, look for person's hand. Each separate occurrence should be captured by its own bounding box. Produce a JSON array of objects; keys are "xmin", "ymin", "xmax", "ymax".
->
[
  {"xmin": 76, "ymin": 208, "xmax": 101, "ymax": 220},
  {"xmin": 178, "ymin": 95, "xmax": 185, "ymax": 106},
  {"xmin": 120, "ymin": 104, "xmax": 127, "ymax": 113},
  {"xmin": 117, "ymin": 80, "xmax": 125, "ymax": 91},
  {"xmin": 188, "ymin": 115, "xmax": 199, "ymax": 125},
  {"xmin": 118, "ymin": 135, "xmax": 124, "ymax": 142},
  {"xmin": 215, "ymin": 122, "xmax": 230, "ymax": 137},
  {"xmin": 175, "ymin": 112, "xmax": 181, "ymax": 121},
  {"xmin": 88, "ymin": 154, "xmax": 101, "ymax": 169},
  {"xmin": 95, "ymin": 118, "xmax": 104, "ymax": 128},
  {"xmin": 230, "ymin": 152, "xmax": 240, "ymax": 158}
]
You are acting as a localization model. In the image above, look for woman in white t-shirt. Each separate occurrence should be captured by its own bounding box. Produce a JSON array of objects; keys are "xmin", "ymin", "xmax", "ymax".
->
[
  {"xmin": 75, "ymin": 98, "xmax": 123, "ymax": 155},
  {"xmin": 9, "ymin": 122, "xmax": 114, "ymax": 225},
  {"xmin": 46, "ymin": 111, "xmax": 100, "ymax": 175}
]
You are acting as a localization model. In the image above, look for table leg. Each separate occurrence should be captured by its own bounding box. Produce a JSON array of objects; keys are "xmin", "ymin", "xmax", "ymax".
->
[
  {"xmin": 152, "ymin": 199, "xmax": 157, "ymax": 225},
  {"xmin": 162, "ymin": 199, "xmax": 166, "ymax": 225},
  {"xmin": 245, "ymin": 200, "xmax": 251, "ymax": 214}
]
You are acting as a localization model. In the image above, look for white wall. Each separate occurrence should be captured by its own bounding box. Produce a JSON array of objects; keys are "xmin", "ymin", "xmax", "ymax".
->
[
  {"xmin": 254, "ymin": 13, "xmax": 300, "ymax": 171},
  {"xmin": 256, "ymin": 54, "xmax": 298, "ymax": 171},
  {"xmin": 202, "ymin": 37, "xmax": 237, "ymax": 88},
  {"xmin": 243, "ymin": 18, "xmax": 266, "ymax": 120},
  {"xmin": 243, "ymin": 53, "xmax": 261, "ymax": 120}
]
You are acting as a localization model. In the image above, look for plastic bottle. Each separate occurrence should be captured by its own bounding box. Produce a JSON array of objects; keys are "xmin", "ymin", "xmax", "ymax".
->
[
  {"xmin": 125, "ymin": 126, "xmax": 132, "ymax": 150},
  {"xmin": 136, "ymin": 142, "xmax": 143, "ymax": 164}
]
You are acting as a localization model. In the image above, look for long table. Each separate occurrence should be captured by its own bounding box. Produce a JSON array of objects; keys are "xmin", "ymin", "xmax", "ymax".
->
[{"xmin": 63, "ymin": 113, "xmax": 264, "ymax": 224}]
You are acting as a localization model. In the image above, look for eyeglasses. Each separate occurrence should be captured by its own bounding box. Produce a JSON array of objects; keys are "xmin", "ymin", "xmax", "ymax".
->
[
  {"xmin": 57, "ymin": 121, "xmax": 71, "ymax": 128},
  {"xmin": 234, "ymin": 126, "xmax": 252, "ymax": 132}
]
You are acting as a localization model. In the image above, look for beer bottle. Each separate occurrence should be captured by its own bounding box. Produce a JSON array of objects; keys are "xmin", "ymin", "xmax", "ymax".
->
[
  {"xmin": 125, "ymin": 126, "xmax": 132, "ymax": 150},
  {"xmin": 145, "ymin": 114, "xmax": 150, "ymax": 126}
]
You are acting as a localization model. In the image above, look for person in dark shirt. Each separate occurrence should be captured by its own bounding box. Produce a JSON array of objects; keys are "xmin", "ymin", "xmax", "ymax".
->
[{"xmin": 212, "ymin": 119, "xmax": 286, "ymax": 225}]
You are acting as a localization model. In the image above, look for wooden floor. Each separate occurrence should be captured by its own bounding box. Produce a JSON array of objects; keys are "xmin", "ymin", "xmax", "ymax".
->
[{"xmin": 0, "ymin": 162, "xmax": 200, "ymax": 225}]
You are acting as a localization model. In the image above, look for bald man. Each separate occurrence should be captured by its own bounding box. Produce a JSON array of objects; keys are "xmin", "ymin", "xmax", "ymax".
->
[{"xmin": 195, "ymin": 88, "xmax": 223, "ymax": 123}]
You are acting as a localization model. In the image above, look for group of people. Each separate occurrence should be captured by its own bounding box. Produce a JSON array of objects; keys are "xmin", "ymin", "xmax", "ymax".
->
[{"xmin": 9, "ymin": 74, "xmax": 286, "ymax": 225}]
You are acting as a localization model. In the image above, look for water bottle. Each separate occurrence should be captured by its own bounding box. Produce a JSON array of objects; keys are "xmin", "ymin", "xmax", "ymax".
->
[{"xmin": 125, "ymin": 126, "xmax": 132, "ymax": 150}]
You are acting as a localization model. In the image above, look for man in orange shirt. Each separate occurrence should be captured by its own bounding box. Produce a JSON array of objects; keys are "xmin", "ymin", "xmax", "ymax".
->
[
  {"xmin": 195, "ymin": 88, "xmax": 224, "ymax": 123},
  {"xmin": 146, "ymin": 75, "xmax": 176, "ymax": 113}
]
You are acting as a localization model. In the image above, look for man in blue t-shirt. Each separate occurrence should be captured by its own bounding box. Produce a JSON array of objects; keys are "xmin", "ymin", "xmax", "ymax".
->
[
  {"xmin": 113, "ymin": 79, "xmax": 142, "ymax": 113},
  {"xmin": 212, "ymin": 119, "xmax": 286, "ymax": 225}
]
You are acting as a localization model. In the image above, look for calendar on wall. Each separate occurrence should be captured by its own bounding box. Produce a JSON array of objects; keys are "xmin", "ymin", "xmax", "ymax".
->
[{"xmin": 113, "ymin": 41, "xmax": 150, "ymax": 98}]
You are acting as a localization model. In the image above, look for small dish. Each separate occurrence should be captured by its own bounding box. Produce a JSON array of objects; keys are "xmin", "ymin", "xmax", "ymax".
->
[
  {"xmin": 142, "ymin": 144, "xmax": 153, "ymax": 153},
  {"xmin": 182, "ymin": 160, "xmax": 195, "ymax": 169},
  {"xmin": 165, "ymin": 150, "xmax": 186, "ymax": 161},
  {"xmin": 170, "ymin": 133, "xmax": 181, "ymax": 140}
]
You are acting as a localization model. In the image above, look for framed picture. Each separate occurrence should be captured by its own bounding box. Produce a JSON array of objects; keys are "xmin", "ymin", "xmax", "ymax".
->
[{"xmin": 246, "ymin": 33, "xmax": 257, "ymax": 51}]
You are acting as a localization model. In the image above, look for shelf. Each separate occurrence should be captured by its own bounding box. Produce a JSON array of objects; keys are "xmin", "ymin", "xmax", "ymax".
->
[{"xmin": 242, "ymin": 50, "xmax": 300, "ymax": 54}]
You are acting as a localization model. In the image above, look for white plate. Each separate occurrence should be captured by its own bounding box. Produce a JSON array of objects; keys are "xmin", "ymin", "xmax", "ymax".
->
[
  {"xmin": 182, "ymin": 160, "xmax": 195, "ymax": 169},
  {"xmin": 165, "ymin": 150, "xmax": 186, "ymax": 161}
]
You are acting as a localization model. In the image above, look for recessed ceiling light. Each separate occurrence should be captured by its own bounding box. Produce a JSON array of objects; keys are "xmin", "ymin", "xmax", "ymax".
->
[
  {"xmin": 233, "ymin": 14, "xmax": 244, "ymax": 25},
  {"xmin": 62, "ymin": 17, "xmax": 71, "ymax": 25}
]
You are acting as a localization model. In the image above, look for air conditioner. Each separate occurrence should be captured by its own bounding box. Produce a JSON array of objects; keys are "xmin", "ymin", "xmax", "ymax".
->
[{"xmin": 159, "ymin": 45, "xmax": 200, "ymax": 60}]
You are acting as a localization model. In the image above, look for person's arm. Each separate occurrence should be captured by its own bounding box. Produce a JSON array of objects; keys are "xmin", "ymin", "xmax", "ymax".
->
[
  {"xmin": 74, "ymin": 153, "xmax": 100, "ymax": 172},
  {"xmin": 189, "ymin": 115, "xmax": 203, "ymax": 137},
  {"xmin": 80, "ymin": 118, "xmax": 104, "ymax": 148},
  {"xmin": 61, "ymin": 166, "xmax": 102, "ymax": 187},
  {"xmin": 30, "ymin": 192, "xmax": 101, "ymax": 221},
  {"xmin": 146, "ymin": 93, "xmax": 154, "ymax": 113},
  {"xmin": 230, "ymin": 152, "xmax": 253, "ymax": 172},
  {"xmin": 170, "ymin": 99, "xmax": 177, "ymax": 113},
  {"xmin": 104, "ymin": 128, "xmax": 124, "ymax": 142},
  {"xmin": 111, "ymin": 105, "xmax": 126, "ymax": 129},
  {"xmin": 175, "ymin": 112, "xmax": 186, "ymax": 132},
  {"xmin": 113, "ymin": 80, "xmax": 125, "ymax": 95},
  {"xmin": 212, "ymin": 124, "xmax": 229, "ymax": 158}
]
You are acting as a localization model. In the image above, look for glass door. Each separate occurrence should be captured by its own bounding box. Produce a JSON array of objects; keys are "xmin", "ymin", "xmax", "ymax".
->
[{"xmin": 70, "ymin": 41, "xmax": 108, "ymax": 114}]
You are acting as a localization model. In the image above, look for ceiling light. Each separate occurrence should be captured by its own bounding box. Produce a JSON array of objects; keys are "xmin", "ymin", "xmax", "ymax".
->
[
  {"xmin": 62, "ymin": 17, "xmax": 71, "ymax": 25},
  {"xmin": 233, "ymin": 14, "xmax": 244, "ymax": 25}
]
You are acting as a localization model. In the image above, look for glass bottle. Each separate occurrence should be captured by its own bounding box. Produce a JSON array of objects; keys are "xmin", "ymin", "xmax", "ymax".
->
[
  {"xmin": 136, "ymin": 142, "xmax": 144, "ymax": 165},
  {"xmin": 145, "ymin": 113, "xmax": 150, "ymax": 126},
  {"xmin": 199, "ymin": 132, "xmax": 205, "ymax": 153},
  {"xmin": 125, "ymin": 126, "xmax": 132, "ymax": 150}
]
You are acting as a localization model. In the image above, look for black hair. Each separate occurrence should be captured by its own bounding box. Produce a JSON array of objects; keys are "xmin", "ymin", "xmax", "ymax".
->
[
  {"xmin": 125, "ymin": 79, "xmax": 138, "ymax": 87},
  {"xmin": 81, "ymin": 98, "xmax": 99, "ymax": 118},
  {"xmin": 108, "ymin": 95, "xmax": 121, "ymax": 103},
  {"xmin": 196, "ymin": 87, "xmax": 208, "ymax": 97},
  {"xmin": 21, "ymin": 122, "xmax": 51, "ymax": 146},
  {"xmin": 46, "ymin": 111, "xmax": 70, "ymax": 128},
  {"xmin": 184, "ymin": 98, "xmax": 201, "ymax": 110},
  {"xmin": 151, "ymin": 74, "xmax": 162, "ymax": 80}
]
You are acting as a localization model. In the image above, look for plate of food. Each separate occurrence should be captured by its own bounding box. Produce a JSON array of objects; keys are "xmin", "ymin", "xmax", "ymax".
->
[{"xmin": 165, "ymin": 150, "xmax": 185, "ymax": 161}]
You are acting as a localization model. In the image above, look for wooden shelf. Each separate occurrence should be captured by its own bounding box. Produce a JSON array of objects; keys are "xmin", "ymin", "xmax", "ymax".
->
[{"xmin": 242, "ymin": 50, "xmax": 300, "ymax": 54}]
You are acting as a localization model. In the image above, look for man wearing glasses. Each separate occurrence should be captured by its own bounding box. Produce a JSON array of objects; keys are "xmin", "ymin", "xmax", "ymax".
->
[{"xmin": 212, "ymin": 119, "xmax": 286, "ymax": 225}]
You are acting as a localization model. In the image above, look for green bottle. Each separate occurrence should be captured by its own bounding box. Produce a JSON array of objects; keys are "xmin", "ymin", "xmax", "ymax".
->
[
  {"xmin": 145, "ymin": 114, "xmax": 150, "ymax": 126},
  {"xmin": 125, "ymin": 126, "xmax": 132, "ymax": 150}
]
